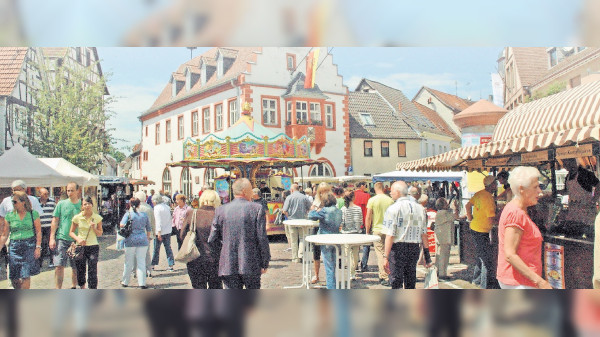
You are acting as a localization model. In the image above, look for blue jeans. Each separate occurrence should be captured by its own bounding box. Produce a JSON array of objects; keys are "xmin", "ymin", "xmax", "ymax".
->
[
  {"xmin": 360, "ymin": 245, "xmax": 370, "ymax": 270},
  {"xmin": 151, "ymin": 234, "xmax": 174, "ymax": 267},
  {"xmin": 321, "ymin": 245, "xmax": 336, "ymax": 289}
]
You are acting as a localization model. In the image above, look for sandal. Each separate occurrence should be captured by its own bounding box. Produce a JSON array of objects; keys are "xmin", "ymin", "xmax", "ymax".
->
[{"xmin": 310, "ymin": 276, "xmax": 319, "ymax": 284}]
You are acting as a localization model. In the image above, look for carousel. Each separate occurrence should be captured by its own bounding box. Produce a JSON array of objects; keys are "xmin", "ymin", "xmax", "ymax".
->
[{"xmin": 168, "ymin": 102, "xmax": 323, "ymax": 235}]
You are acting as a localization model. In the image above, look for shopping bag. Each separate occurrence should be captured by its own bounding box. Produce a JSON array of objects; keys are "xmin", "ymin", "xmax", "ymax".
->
[
  {"xmin": 175, "ymin": 210, "xmax": 201, "ymax": 263},
  {"xmin": 115, "ymin": 233, "xmax": 126, "ymax": 251},
  {"xmin": 424, "ymin": 266, "xmax": 439, "ymax": 289}
]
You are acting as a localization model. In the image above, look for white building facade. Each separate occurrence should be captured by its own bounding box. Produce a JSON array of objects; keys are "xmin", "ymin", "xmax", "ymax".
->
[{"xmin": 140, "ymin": 47, "xmax": 350, "ymax": 197}]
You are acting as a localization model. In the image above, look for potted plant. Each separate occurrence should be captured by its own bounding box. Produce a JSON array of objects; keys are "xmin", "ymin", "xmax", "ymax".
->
[{"xmin": 310, "ymin": 120, "xmax": 322, "ymax": 126}]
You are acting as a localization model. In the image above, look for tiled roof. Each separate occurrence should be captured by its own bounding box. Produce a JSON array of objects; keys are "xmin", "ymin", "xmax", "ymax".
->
[
  {"xmin": 361, "ymin": 79, "xmax": 444, "ymax": 136},
  {"xmin": 41, "ymin": 47, "xmax": 68, "ymax": 59},
  {"xmin": 423, "ymin": 86, "xmax": 474, "ymax": 113},
  {"xmin": 144, "ymin": 47, "xmax": 260, "ymax": 116},
  {"xmin": 413, "ymin": 102, "xmax": 461, "ymax": 142},
  {"xmin": 0, "ymin": 48, "xmax": 27, "ymax": 96},
  {"xmin": 532, "ymin": 47, "xmax": 600, "ymax": 88},
  {"xmin": 218, "ymin": 48, "xmax": 238, "ymax": 59},
  {"xmin": 348, "ymin": 91, "xmax": 419, "ymax": 139},
  {"xmin": 510, "ymin": 47, "xmax": 549, "ymax": 87}
]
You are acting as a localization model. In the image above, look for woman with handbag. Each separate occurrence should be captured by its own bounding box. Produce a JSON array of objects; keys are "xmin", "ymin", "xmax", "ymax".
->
[
  {"xmin": 120, "ymin": 198, "xmax": 152, "ymax": 289},
  {"xmin": 0, "ymin": 191, "xmax": 42, "ymax": 289},
  {"xmin": 69, "ymin": 196, "xmax": 103, "ymax": 289},
  {"xmin": 180, "ymin": 190, "xmax": 223, "ymax": 289}
]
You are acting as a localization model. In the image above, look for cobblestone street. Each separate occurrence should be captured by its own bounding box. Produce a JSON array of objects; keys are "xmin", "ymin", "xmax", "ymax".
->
[{"xmin": 0, "ymin": 233, "xmax": 478, "ymax": 289}]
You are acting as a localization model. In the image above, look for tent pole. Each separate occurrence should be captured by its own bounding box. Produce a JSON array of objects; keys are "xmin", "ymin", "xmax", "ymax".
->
[{"xmin": 551, "ymin": 157, "xmax": 557, "ymax": 198}]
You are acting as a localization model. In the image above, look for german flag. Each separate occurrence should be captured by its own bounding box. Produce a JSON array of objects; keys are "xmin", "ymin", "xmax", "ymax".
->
[{"xmin": 304, "ymin": 48, "xmax": 320, "ymax": 89}]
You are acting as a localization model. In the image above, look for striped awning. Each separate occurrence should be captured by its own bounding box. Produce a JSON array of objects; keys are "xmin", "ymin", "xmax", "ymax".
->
[
  {"xmin": 492, "ymin": 79, "xmax": 600, "ymax": 153},
  {"xmin": 396, "ymin": 143, "xmax": 490, "ymax": 171}
]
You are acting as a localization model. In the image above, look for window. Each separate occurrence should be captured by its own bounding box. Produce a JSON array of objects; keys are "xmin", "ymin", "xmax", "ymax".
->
[
  {"xmin": 145, "ymin": 126, "xmax": 148, "ymax": 137},
  {"xmin": 431, "ymin": 143, "xmax": 435, "ymax": 155},
  {"xmin": 364, "ymin": 140, "xmax": 373, "ymax": 157},
  {"xmin": 439, "ymin": 145, "xmax": 443, "ymax": 154},
  {"xmin": 286, "ymin": 54, "xmax": 296, "ymax": 71},
  {"xmin": 549, "ymin": 48, "xmax": 558, "ymax": 67},
  {"xmin": 204, "ymin": 168, "xmax": 216, "ymax": 185},
  {"xmin": 359, "ymin": 112, "xmax": 375, "ymax": 126},
  {"xmin": 296, "ymin": 101, "xmax": 308, "ymax": 123},
  {"xmin": 85, "ymin": 49, "xmax": 90, "ymax": 67},
  {"xmin": 381, "ymin": 141, "xmax": 389, "ymax": 157},
  {"xmin": 310, "ymin": 103, "xmax": 321, "ymax": 122},
  {"xmin": 177, "ymin": 116, "xmax": 184, "ymax": 140},
  {"xmin": 215, "ymin": 104, "xmax": 223, "ymax": 130},
  {"xmin": 155, "ymin": 123, "xmax": 160, "ymax": 145},
  {"xmin": 325, "ymin": 104, "xmax": 333, "ymax": 128},
  {"xmin": 143, "ymin": 151, "xmax": 149, "ymax": 161},
  {"xmin": 262, "ymin": 98, "xmax": 278, "ymax": 125},
  {"xmin": 286, "ymin": 101, "xmax": 292, "ymax": 123},
  {"xmin": 203, "ymin": 107, "xmax": 210, "ymax": 133},
  {"xmin": 229, "ymin": 99, "xmax": 239, "ymax": 125},
  {"xmin": 425, "ymin": 142, "xmax": 428, "ymax": 156},
  {"xmin": 165, "ymin": 120, "xmax": 172, "ymax": 143},
  {"xmin": 162, "ymin": 168, "xmax": 171, "ymax": 195},
  {"xmin": 181, "ymin": 168, "xmax": 192, "ymax": 197},
  {"xmin": 444, "ymin": 146, "xmax": 447, "ymax": 152},
  {"xmin": 398, "ymin": 142, "xmax": 406, "ymax": 157},
  {"xmin": 309, "ymin": 163, "xmax": 333, "ymax": 177},
  {"xmin": 192, "ymin": 111, "xmax": 199, "ymax": 136}
]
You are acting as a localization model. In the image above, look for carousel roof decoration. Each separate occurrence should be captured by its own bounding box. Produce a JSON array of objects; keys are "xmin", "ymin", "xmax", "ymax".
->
[{"xmin": 169, "ymin": 101, "xmax": 321, "ymax": 170}]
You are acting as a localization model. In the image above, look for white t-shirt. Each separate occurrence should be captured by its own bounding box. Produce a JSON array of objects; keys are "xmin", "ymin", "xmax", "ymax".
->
[{"xmin": 153, "ymin": 203, "xmax": 172, "ymax": 235}]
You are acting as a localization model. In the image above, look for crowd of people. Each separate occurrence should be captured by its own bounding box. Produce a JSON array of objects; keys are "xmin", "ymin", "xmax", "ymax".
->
[{"xmin": 0, "ymin": 164, "xmax": 568, "ymax": 290}]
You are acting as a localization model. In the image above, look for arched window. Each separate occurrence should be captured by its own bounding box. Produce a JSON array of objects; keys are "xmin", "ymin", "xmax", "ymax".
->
[
  {"xmin": 309, "ymin": 163, "xmax": 333, "ymax": 177},
  {"xmin": 181, "ymin": 167, "xmax": 192, "ymax": 198},
  {"xmin": 162, "ymin": 168, "xmax": 171, "ymax": 195}
]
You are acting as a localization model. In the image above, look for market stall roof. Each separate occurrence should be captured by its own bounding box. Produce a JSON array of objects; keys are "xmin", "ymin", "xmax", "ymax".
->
[
  {"xmin": 98, "ymin": 176, "xmax": 129, "ymax": 184},
  {"xmin": 39, "ymin": 158, "xmax": 99, "ymax": 186},
  {"xmin": 373, "ymin": 170, "xmax": 465, "ymax": 182},
  {"xmin": 0, "ymin": 144, "xmax": 76, "ymax": 188},
  {"xmin": 490, "ymin": 79, "xmax": 600, "ymax": 154},
  {"xmin": 129, "ymin": 179, "xmax": 155, "ymax": 186},
  {"xmin": 398, "ymin": 79, "xmax": 600, "ymax": 171}
]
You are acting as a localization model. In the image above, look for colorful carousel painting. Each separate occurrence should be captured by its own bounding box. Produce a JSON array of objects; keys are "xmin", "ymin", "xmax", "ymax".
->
[{"xmin": 168, "ymin": 103, "xmax": 321, "ymax": 183}]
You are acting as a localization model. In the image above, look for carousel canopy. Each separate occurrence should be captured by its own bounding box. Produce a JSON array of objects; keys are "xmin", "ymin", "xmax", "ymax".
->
[{"xmin": 169, "ymin": 114, "xmax": 320, "ymax": 169}]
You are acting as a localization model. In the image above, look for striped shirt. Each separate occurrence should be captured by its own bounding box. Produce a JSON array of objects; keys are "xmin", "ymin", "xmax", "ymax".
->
[
  {"xmin": 381, "ymin": 197, "xmax": 427, "ymax": 244},
  {"xmin": 341, "ymin": 205, "xmax": 363, "ymax": 234},
  {"xmin": 38, "ymin": 197, "xmax": 56, "ymax": 228}
]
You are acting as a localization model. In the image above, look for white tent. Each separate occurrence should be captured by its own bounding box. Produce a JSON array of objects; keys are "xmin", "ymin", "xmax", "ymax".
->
[
  {"xmin": 293, "ymin": 175, "xmax": 371, "ymax": 184},
  {"xmin": 39, "ymin": 158, "xmax": 100, "ymax": 187},
  {"xmin": 0, "ymin": 144, "xmax": 76, "ymax": 188},
  {"xmin": 372, "ymin": 170, "xmax": 465, "ymax": 183}
]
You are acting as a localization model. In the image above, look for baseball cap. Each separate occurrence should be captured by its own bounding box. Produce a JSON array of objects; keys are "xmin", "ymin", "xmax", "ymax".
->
[
  {"xmin": 483, "ymin": 176, "xmax": 497, "ymax": 187},
  {"xmin": 11, "ymin": 180, "xmax": 26, "ymax": 189}
]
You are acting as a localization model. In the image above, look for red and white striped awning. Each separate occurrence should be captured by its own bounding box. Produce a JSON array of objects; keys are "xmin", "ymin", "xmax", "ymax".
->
[
  {"xmin": 397, "ymin": 80, "xmax": 600, "ymax": 171},
  {"xmin": 492, "ymin": 79, "xmax": 600, "ymax": 153}
]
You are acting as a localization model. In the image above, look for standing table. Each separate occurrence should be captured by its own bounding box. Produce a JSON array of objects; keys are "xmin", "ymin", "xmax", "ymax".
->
[
  {"xmin": 283, "ymin": 219, "xmax": 320, "ymax": 289},
  {"xmin": 305, "ymin": 234, "xmax": 381, "ymax": 289}
]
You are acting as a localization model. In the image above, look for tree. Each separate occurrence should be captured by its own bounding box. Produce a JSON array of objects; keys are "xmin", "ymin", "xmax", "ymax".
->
[{"xmin": 29, "ymin": 59, "xmax": 115, "ymax": 173}]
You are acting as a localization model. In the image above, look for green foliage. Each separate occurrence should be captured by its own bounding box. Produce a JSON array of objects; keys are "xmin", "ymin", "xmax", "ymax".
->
[
  {"xmin": 28, "ymin": 59, "xmax": 114, "ymax": 173},
  {"xmin": 109, "ymin": 147, "xmax": 126, "ymax": 163},
  {"xmin": 530, "ymin": 81, "xmax": 567, "ymax": 101}
]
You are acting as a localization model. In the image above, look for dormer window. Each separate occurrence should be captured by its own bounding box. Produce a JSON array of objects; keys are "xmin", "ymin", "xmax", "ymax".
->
[
  {"xmin": 217, "ymin": 52, "xmax": 223, "ymax": 79},
  {"xmin": 286, "ymin": 53, "xmax": 296, "ymax": 71},
  {"xmin": 548, "ymin": 48, "xmax": 558, "ymax": 67},
  {"xmin": 359, "ymin": 112, "xmax": 375, "ymax": 126}
]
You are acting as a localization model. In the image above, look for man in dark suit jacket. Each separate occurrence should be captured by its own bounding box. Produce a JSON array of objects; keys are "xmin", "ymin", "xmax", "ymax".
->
[{"xmin": 208, "ymin": 178, "xmax": 271, "ymax": 289}]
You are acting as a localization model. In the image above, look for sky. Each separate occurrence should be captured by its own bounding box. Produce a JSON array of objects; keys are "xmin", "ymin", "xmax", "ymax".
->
[{"xmin": 99, "ymin": 47, "xmax": 501, "ymax": 154}]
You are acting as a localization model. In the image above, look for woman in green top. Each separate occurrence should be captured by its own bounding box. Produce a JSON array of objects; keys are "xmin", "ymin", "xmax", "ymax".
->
[
  {"xmin": 69, "ymin": 196, "xmax": 103, "ymax": 289},
  {"xmin": 0, "ymin": 191, "xmax": 42, "ymax": 289}
]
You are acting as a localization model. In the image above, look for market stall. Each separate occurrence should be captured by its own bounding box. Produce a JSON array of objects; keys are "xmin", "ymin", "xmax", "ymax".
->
[
  {"xmin": 397, "ymin": 80, "xmax": 600, "ymax": 288},
  {"xmin": 169, "ymin": 103, "xmax": 322, "ymax": 235}
]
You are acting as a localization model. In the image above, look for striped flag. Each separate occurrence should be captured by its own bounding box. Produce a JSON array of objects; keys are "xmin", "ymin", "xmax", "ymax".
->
[{"xmin": 304, "ymin": 48, "xmax": 320, "ymax": 89}]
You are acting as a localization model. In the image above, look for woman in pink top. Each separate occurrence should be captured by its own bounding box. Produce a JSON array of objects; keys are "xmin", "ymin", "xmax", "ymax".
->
[
  {"xmin": 497, "ymin": 166, "xmax": 552, "ymax": 289},
  {"xmin": 172, "ymin": 194, "xmax": 191, "ymax": 250}
]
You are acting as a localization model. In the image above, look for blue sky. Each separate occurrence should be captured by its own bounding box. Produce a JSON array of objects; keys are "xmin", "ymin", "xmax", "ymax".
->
[{"xmin": 99, "ymin": 47, "xmax": 501, "ymax": 153}]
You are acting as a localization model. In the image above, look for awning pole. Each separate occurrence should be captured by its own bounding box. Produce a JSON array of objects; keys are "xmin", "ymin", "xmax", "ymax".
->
[{"xmin": 551, "ymin": 157, "xmax": 557, "ymax": 197}]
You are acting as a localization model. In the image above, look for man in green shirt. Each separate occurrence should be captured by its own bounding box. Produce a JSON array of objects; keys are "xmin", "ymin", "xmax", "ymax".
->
[
  {"xmin": 363, "ymin": 182, "xmax": 394, "ymax": 285},
  {"xmin": 50, "ymin": 182, "xmax": 81, "ymax": 289}
]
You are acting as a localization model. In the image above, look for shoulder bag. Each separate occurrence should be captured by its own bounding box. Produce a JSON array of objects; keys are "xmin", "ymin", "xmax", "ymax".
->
[
  {"xmin": 175, "ymin": 210, "xmax": 201, "ymax": 263},
  {"xmin": 118, "ymin": 211, "xmax": 134, "ymax": 238},
  {"xmin": 67, "ymin": 214, "xmax": 92, "ymax": 262}
]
